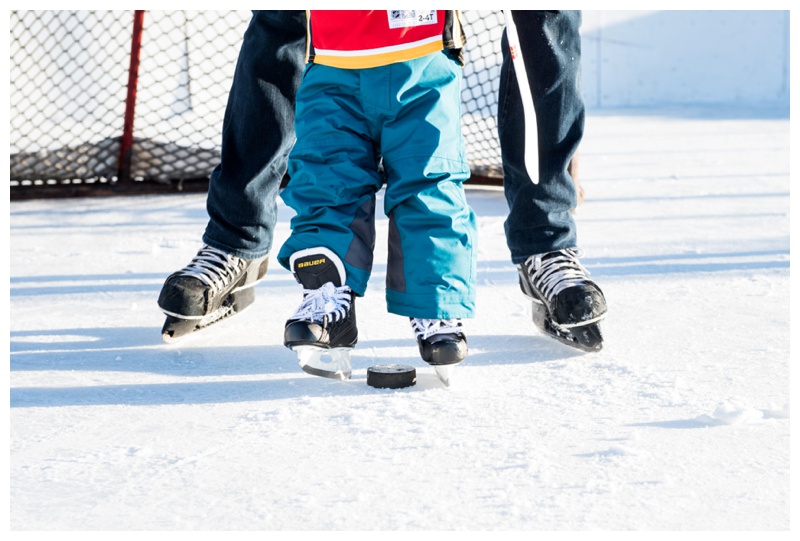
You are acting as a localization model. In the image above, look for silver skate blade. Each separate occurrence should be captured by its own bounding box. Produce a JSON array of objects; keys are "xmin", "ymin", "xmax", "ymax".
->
[
  {"xmin": 161, "ymin": 316, "xmax": 199, "ymax": 343},
  {"xmin": 294, "ymin": 346, "xmax": 352, "ymax": 381},
  {"xmin": 433, "ymin": 365, "xmax": 455, "ymax": 387}
]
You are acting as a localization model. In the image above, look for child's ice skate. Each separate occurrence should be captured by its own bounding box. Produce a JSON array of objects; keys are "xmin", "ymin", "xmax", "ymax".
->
[
  {"xmin": 517, "ymin": 248, "xmax": 607, "ymax": 352},
  {"xmin": 157, "ymin": 245, "xmax": 269, "ymax": 342},
  {"xmin": 284, "ymin": 248, "xmax": 357, "ymax": 380},
  {"xmin": 410, "ymin": 318, "xmax": 467, "ymax": 386}
]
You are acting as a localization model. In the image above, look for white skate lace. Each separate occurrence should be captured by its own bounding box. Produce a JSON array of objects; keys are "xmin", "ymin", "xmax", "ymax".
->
[
  {"xmin": 523, "ymin": 248, "xmax": 591, "ymax": 302},
  {"xmin": 410, "ymin": 318, "xmax": 464, "ymax": 340},
  {"xmin": 290, "ymin": 282, "xmax": 352, "ymax": 323},
  {"xmin": 175, "ymin": 245, "xmax": 246, "ymax": 293}
]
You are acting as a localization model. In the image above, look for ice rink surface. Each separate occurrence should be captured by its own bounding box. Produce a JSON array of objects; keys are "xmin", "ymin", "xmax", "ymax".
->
[{"xmin": 9, "ymin": 107, "xmax": 791, "ymax": 530}]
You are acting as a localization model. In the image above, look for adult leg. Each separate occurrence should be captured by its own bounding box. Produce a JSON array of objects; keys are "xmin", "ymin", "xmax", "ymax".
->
[
  {"xmin": 498, "ymin": 10, "xmax": 583, "ymax": 262},
  {"xmin": 157, "ymin": 10, "xmax": 306, "ymax": 341},
  {"xmin": 498, "ymin": 11, "xmax": 606, "ymax": 351},
  {"xmin": 204, "ymin": 10, "xmax": 307, "ymax": 259}
]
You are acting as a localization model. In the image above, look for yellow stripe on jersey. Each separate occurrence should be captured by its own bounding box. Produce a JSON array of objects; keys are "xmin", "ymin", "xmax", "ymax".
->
[{"xmin": 313, "ymin": 40, "xmax": 446, "ymax": 69}]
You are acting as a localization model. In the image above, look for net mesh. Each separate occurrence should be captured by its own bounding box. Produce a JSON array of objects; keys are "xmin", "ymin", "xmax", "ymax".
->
[{"xmin": 10, "ymin": 10, "xmax": 504, "ymax": 194}]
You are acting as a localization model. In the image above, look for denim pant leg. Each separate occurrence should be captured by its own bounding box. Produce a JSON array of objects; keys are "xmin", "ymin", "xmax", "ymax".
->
[
  {"xmin": 202, "ymin": 10, "xmax": 306, "ymax": 260},
  {"xmin": 498, "ymin": 10, "xmax": 584, "ymax": 264}
]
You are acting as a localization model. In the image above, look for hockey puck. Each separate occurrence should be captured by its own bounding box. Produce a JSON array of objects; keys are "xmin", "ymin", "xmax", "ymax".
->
[{"xmin": 366, "ymin": 364, "xmax": 416, "ymax": 389}]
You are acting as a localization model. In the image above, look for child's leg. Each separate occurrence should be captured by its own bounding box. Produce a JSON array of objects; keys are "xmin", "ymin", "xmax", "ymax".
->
[
  {"xmin": 276, "ymin": 64, "xmax": 382, "ymax": 296},
  {"xmin": 278, "ymin": 64, "xmax": 381, "ymax": 379},
  {"xmin": 379, "ymin": 51, "xmax": 477, "ymax": 319}
]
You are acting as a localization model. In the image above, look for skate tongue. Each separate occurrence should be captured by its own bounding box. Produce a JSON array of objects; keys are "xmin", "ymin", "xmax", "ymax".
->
[{"xmin": 291, "ymin": 248, "xmax": 346, "ymax": 289}]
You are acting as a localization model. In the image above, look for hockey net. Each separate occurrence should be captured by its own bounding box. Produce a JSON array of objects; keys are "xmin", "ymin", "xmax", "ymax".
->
[{"xmin": 10, "ymin": 10, "xmax": 505, "ymax": 198}]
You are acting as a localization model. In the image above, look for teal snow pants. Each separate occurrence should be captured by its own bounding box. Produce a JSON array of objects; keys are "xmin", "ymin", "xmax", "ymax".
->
[{"xmin": 277, "ymin": 50, "xmax": 477, "ymax": 319}]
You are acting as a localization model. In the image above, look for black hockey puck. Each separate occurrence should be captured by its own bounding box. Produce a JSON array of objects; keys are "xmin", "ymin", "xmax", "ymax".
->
[{"xmin": 366, "ymin": 364, "xmax": 416, "ymax": 389}]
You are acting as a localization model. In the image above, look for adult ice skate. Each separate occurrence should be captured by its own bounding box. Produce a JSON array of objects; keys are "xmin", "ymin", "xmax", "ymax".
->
[
  {"xmin": 284, "ymin": 248, "xmax": 358, "ymax": 380},
  {"xmin": 517, "ymin": 248, "xmax": 607, "ymax": 352},
  {"xmin": 410, "ymin": 318, "xmax": 468, "ymax": 386},
  {"xmin": 157, "ymin": 245, "xmax": 268, "ymax": 342}
]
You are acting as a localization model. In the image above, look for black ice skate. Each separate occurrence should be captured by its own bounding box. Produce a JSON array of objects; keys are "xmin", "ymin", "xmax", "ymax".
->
[
  {"xmin": 518, "ymin": 248, "xmax": 607, "ymax": 352},
  {"xmin": 410, "ymin": 318, "xmax": 468, "ymax": 386},
  {"xmin": 157, "ymin": 245, "xmax": 268, "ymax": 342},
  {"xmin": 284, "ymin": 248, "xmax": 357, "ymax": 380}
]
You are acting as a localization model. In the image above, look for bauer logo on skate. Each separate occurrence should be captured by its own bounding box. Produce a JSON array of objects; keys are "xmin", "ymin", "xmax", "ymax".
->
[{"xmin": 297, "ymin": 258, "xmax": 327, "ymax": 269}]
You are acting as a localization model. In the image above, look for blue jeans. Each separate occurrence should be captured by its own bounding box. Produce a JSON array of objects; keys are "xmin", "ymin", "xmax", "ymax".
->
[
  {"xmin": 499, "ymin": 11, "xmax": 583, "ymax": 264},
  {"xmin": 202, "ymin": 10, "xmax": 306, "ymax": 260},
  {"xmin": 203, "ymin": 10, "xmax": 583, "ymax": 263}
]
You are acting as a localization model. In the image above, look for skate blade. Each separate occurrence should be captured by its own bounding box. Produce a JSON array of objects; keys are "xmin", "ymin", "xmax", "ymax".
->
[
  {"xmin": 531, "ymin": 301, "xmax": 603, "ymax": 352},
  {"xmin": 294, "ymin": 346, "xmax": 352, "ymax": 381},
  {"xmin": 160, "ymin": 288, "xmax": 256, "ymax": 343},
  {"xmin": 434, "ymin": 365, "xmax": 455, "ymax": 387},
  {"xmin": 161, "ymin": 316, "xmax": 200, "ymax": 343}
]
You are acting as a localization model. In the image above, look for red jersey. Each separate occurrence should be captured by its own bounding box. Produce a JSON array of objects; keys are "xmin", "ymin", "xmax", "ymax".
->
[{"xmin": 307, "ymin": 10, "xmax": 466, "ymax": 69}]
